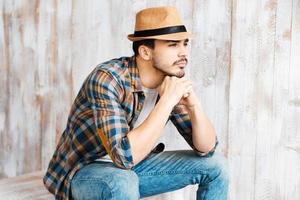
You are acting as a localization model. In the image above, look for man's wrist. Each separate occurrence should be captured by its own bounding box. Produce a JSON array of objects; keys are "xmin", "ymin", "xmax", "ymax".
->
[
  {"xmin": 186, "ymin": 101, "xmax": 202, "ymax": 113},
  {"xmin": 159, "ymin": 95, "xmax": 177, "ymax": 111}
]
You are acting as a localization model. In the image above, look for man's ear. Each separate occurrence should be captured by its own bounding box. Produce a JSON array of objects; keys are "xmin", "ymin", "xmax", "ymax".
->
[{"xmin": 138, "ymin": 45, "xmax": 152, "ymax": 61}]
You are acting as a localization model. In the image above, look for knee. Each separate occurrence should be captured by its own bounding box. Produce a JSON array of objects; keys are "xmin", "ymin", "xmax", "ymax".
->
[
  {"xmin": 72, "ymin": 169, "xmax": 140, "ymax": 200},
  {"xmin": 110, "ymin": 170, "xmax": 140, "ymax": 200},
  {"xmin": 208, "ymin": 154, "xmax": 229, "ymax": 185}
]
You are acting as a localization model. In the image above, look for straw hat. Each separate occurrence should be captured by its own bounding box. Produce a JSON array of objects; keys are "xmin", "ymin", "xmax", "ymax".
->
[{"xmin": 127, "ymin": 6, "xmax": 191, "ymax": 41}]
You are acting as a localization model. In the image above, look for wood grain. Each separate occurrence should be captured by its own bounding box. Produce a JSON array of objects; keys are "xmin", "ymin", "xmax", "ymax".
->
[
  {"xmin": 0, "ymin": 0, "xmax": 299, "ymax": 199},
  {"xmin": 228, "ymin": 0, "xmax": 300, "ymax": 199}
]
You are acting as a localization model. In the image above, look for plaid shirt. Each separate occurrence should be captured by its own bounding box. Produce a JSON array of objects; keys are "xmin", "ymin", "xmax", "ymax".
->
[{"xmin": 43, "ymin": 56, "xmax": 217, "ymax": 199}]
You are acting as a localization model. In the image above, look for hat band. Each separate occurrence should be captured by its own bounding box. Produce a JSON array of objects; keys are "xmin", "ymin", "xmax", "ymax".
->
[{"xmin": 133, "ymin": 25, "xmax": 187, "ymax": 37}]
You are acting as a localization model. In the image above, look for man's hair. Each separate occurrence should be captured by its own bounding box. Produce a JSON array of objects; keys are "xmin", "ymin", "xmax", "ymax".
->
[{"xmin": 132, "ymin": 39, "xmax": 155, "ymax": 56}]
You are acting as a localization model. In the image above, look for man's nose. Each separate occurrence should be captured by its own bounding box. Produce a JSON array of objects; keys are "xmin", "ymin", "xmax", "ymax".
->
[{"xmin": 178, "ymin": 44, "xmax": 188, "ymax": 57}]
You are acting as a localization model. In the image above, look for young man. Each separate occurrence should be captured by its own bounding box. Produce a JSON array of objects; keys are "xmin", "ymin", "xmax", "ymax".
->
[{"xmin": 44, "ymin": 6, "xmax": 229, "ymax": 200}]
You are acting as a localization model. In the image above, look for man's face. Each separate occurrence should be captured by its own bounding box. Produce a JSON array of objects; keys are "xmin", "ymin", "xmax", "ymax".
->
[{"xmin": 151, "ymin": 39, "xmax": 189, "ymax": 78}]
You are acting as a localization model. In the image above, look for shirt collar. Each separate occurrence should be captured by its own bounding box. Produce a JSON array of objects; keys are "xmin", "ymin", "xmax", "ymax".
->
[{"xmin": 127, "ymin": 56, "xmax": 143, "ymax": 92}]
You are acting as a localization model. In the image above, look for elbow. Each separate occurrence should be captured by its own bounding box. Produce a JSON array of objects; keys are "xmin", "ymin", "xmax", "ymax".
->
[
  {"xmin": 200, "ymin": 143, "xmax": 216, "ymax": 153},
  {"xmin": 194, "ymin": 143, "xmax": 215, "ymax": 154},
  {"xmin": 194, "ymin": 138, "xmax": 218, "ymax": 157},
  {"xmin": 194, "ymin": 147, "xmax": 216, "ymax": 157}
]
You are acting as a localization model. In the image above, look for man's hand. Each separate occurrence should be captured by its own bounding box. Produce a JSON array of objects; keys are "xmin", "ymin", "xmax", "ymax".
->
[
  {"xmin": 157, "ymin": 76, "xmax": 193, "ymax": 107},
  {"xmin": 157, "ymin": 76, "xmax": 200, "ymax": 111},
  {"xmin": 177, "ymin": 87, "xmax": 199, "ymax": 110}
]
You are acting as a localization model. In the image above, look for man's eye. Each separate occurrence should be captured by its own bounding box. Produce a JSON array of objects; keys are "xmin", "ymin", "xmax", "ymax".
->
[
  {"xmin": 184, "ymin": 43, "xmax": 188, "ymax": 46},
  {"xmin": 168, "ymin": 43, "xmax": 177, "ymax": 47}
]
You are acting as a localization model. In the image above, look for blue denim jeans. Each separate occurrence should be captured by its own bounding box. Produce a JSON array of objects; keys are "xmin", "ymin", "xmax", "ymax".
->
[{"xmin": 71, "ymin": 151, "xmax": 229, "ymax": 200}]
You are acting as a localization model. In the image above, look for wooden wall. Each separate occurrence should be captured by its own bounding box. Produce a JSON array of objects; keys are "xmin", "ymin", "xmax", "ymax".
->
[{"xmin": 0, "ymin": 0, "xmax": 299, "ymax": 199}]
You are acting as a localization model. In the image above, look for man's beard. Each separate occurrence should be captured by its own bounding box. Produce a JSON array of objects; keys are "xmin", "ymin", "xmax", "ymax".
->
[{"xmin": 153, "ymin": 58, "xmax": 188, "ymax": 78}]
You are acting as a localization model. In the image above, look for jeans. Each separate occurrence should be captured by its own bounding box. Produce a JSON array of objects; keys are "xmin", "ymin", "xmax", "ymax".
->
[{"xmin": 71, "ymin": 150, "xmax": 229, "ymax": 200}]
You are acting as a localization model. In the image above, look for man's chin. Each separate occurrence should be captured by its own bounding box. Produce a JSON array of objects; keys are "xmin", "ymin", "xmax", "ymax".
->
[
  {"xmin": 165, "ymin": 72, "xmax": 185, "ymax": 78},
  {"xmin": 175, "ymin": 71, "xmax": 185, "ymax": 78}
]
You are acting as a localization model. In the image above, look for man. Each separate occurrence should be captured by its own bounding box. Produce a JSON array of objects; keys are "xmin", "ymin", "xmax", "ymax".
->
[{"xmin": 44, "ymin": 6, "xmax": 229, "ymax": 200}]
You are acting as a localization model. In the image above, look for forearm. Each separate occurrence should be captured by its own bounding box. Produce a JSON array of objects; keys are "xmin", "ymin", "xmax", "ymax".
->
[
  {"xmin": 187, "ymin": 102, "xmax": 216, "ymax": 153},
  {"xmin": 127, "ymin": 96, "xmax": 173, "ymax": 165}
]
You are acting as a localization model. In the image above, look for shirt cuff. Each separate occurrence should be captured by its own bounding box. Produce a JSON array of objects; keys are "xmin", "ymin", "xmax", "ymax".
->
[{"xmin": 113, "ymin": 136, "xmax": 134, "ymax": 169}]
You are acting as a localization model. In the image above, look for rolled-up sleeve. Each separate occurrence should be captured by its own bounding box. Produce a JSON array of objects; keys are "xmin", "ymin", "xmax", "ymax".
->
[
  {"xmin": 170, "ymin": 107, "xmax": 218, "ymax": 157},
  {"xmin": 85, "ymin": 69, "xmax": 134, "ymax": 169}
]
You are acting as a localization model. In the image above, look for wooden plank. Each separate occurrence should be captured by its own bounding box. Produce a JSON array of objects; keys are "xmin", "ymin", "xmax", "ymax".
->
[
  {"xmin": 252, "ymin": 0, "xmax": 288, "ymax": 199},
  {"xmin": 189, "ymin": 0, "xmax": 232, "ymax": 157},
  {"xmin": 0, "ymin": 0, "xmax": 43, "ymax": 177},
  {"xmin": 33, "ymin": 0, "xmax": 53, "ymax": 169},
  {"xmin": 278, "ymin": 0, "xmax": 300, "ymax": 198},
  {"xmin": 0, "ymin": 171, "xmax": 53, "ymax": 200},
  {"xmin": 0, "ymin": 0, "xmax": 10, "ymax": 178},
  {"xmin": 229, "ymin": 0, "xmax": 268, "ymax": 199},
  {"xmin": 253, "ymin": 0, "xmax": 300, "ymax": 199},
  {"xmin": 229, "ymin": 0, "xmax": 300, "ymax": 199}
]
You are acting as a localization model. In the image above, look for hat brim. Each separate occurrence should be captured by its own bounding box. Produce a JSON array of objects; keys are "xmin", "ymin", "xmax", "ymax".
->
[{"xmin": 127, "ymin": 32, "xmax": 193, "ymax": 41}]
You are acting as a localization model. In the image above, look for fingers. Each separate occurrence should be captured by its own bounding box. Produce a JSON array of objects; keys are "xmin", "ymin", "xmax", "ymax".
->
[
  {"xmin": 175, "ymin": 78, "xmax": 192, "ymax": 99},
  {"xmin": 159, "ymin": 76, "xmax": 193, "ymax": 104},
  {"xmin": 183, "ymin": 84, "xmax": 193, "ymax": 98},
  {"xmin": 183, "ymin": 93, "xmax": 189, "ymax": 98},
  {"xmin": 166, "ymin": 76, "xmax": 192, "ymax": 93}
]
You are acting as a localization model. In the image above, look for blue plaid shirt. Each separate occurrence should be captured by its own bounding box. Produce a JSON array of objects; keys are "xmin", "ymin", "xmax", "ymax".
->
[{"xmin": 43, "ymin": 56, "xmax": 217, "ymax": 199}]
